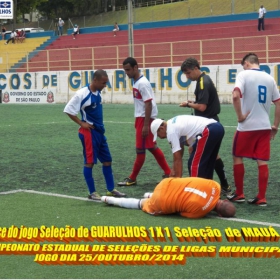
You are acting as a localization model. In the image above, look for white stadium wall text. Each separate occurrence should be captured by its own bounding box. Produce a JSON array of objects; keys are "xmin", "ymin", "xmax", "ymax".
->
[{"xmin": 1, "ymin": 64, "xmax": 279, "ymax": 104}]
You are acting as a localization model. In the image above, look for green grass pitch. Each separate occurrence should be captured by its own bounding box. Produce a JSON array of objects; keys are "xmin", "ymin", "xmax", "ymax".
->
[{"xmin": 0, "ymin": 104, "xmax": 280, "ymax": 279}]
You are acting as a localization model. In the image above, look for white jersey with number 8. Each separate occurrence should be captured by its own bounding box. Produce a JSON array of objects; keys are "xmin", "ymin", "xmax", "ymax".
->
[{"xmin": 234, "ymin": 69, "xmax": 280, "ymax": 131}]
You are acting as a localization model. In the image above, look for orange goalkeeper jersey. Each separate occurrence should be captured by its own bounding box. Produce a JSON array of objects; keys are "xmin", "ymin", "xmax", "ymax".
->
[{"xmin": 142, "ymin": 177, "xmax": 221, "ymax": 218}]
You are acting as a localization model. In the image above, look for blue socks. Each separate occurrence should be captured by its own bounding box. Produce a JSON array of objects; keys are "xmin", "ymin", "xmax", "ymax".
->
[
  {"xmin": 83, "ymin": 165, "xmax": 114, "ymax": 193},
  {"xmin": 83, "ymin": 166, "xmax": 95, "ymax": 194},
  {"xmin": 102, "ymin": 165, "xmax": 114, "ymax": 192}
]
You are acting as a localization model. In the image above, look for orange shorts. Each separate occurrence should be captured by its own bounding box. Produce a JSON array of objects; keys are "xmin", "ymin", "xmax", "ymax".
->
[{"xmin": 142, "ymin": 182, "xmax": 165, "ymax": 215}]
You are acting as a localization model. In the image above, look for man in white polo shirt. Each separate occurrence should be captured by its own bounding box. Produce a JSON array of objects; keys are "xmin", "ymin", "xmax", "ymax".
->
[{"xmin": 151, "ymin": 115, "xmax": 225, "ymax": 179}]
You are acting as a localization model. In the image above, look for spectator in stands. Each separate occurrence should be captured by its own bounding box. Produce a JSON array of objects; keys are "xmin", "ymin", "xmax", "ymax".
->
[
  {"xmin": 14, "ymin": 29, "xmax": 20, "ymax": 43},
  {"xmin": 1, "ymin": 26, "xmax": 6, "ymax": 40},
  {"xmin": 113, "ymin": 22, "xmax": 119, "ymax": 36},
  {"xmin": 58, "ymin": 18, "xmax": 64, "ymax": 36},
  {"xmin": 18, "ymin": 29, "xmax": 26, "ymax": 43},
  {"xmin": 258, "ymin": 5, "xmax": 266, "ymax": 31},
  {"xmin": 72, "ymin": 24, "xmax": 79, "ymax": 39},
  {"xmin": 4, "ymin": 30, "xmax": 16, "ymax": 45}
]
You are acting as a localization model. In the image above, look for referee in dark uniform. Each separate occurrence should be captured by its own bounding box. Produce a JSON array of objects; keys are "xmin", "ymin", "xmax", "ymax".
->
[{"xmin": 179, "ymin": 57, "xmax": 231, "ymax": 195}]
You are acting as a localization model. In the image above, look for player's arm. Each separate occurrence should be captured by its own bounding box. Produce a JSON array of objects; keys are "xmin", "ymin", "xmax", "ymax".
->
[
  {"xmin": 66, "ymin": 113, "xmax": 94, "ymax": 130},
  {"xmin": 271, "ymin": 99, "xmax": 280, "ymax": 139},
  {"xmin": 190, "ymin": 76, "xmax": 213, "ymax": 112},
  {"xmin": 179, "ymin": 94, "xmax": 208, "ymax": 112},
  {"xmin": 64, "ymin": 94, "xmax": 94, "ymax": 130},
  {"xmin": 179, "ymin": 100, "xmax": 206, "ymax": 112},
  {"xmin": 232, "ymin": 88, "xmax": 249, "ymax": 122},
  {"xmin": 143, "ymin": 100, "xmax": 152, "ymax": 138},
  {"xmin": 172, "ymin": 150, "xmax": 183, "ymax": 177},
  {"xmin": 186, "ymin": 101, "xmax": 207, "ymax": 112},
  {"xmin": 169, "ymin": 135, "xmax": 183, "ymax": 177}
]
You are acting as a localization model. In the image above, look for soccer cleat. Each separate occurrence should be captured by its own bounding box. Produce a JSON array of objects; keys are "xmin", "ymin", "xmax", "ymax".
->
[
  {"xmin": 221, "ymin": 185, "xmax": 232, "ymax": 195},
  {"xmin": 106, "ymin": 189, "xmax": 126, "ymax": 197},
  {"xmin": 247, "ymin": 197, "xmax": 267, "ymax": 207},
  {"xmin": 117, "ymin": 177, "xmax": 137, "ymax": 186},
  {"xmin": 88, "ymin": 192, "xmax": 101, "ymax": 201},
  {"xmin": 227, "ymin": 191, "xmax": 245, "ymax": 203}
]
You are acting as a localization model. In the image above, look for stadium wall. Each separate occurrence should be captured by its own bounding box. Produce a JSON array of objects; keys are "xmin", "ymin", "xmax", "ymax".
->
[
  {"xmin": 25, "ymin": 31, "xmax": 54, "ymax": 38},
  {"xmin": 1, "ymin": 63, "xmax": 280, "ymax": 104}
]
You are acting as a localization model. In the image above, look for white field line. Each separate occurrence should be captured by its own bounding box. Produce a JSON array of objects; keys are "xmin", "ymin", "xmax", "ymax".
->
[
  {"xmin": 0, "ymin": 121, "xmax": 237, "ymax": 128},
  {"xmin": 0, "ymin": 189, "xmax": 24, "ymax": 195},
  {"xmin": 217, "ymin": 217, "xmax": 280, "ymax": 228},
  {"xmin": 23, "ymin": 189, "xmax": 102, "ymax": 203},
  {"xmin": 1, "ymin": 189, "xmax": 279, "ymax": 227},
  {"xmin": 0, "ymin": 189, "xmax": 101, "ymax": 203}
]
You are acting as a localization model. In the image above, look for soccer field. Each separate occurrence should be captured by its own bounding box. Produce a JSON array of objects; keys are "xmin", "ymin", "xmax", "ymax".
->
[{"xmin": 0, "ymin": 104, "xmax": 280, "ymax": 279}]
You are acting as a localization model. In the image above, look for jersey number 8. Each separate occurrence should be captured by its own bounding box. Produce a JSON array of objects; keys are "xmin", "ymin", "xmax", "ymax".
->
[{"xmin": 258, "ymin": 85, "xmax": 267, "ymax": 104}]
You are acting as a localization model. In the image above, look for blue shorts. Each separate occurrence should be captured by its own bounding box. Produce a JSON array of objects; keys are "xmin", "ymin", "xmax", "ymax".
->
[
  {"xmin": 78, "ymin": 127, "xmax": 112, "ymax": 164},
  {"xmin": 188, "ymin": 122, "xmax": 224, "ymax": 179}
]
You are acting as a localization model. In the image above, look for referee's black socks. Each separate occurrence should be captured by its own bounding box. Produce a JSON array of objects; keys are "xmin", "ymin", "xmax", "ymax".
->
[{"xmin": 215, "ymin": 158, "xmax": 229, "ymax": 188}]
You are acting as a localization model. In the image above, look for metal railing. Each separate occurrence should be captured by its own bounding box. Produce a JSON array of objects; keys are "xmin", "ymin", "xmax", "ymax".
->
[{"xmin": 1, "ymin": 34, "xmax": 279, "ymax": 73}]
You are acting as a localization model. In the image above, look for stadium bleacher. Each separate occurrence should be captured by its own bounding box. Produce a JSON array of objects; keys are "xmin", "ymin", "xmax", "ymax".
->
[
  {"xmin": 40, "ymin": 18, "xmax": 280, "ymax": 47},
  {"xmin": 7, "ymin": 14, "xmax": 280, "ymax": 72},
  {"xmin": 0, "ymin": 37, "xmax": 52, "ymax": 73}
]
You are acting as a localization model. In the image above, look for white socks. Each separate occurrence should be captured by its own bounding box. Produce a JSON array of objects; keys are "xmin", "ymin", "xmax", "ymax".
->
[
  {"xmin": 144, "ymin": 192, "xmax": 153, "ymax": 198},
  {"xmin": 118, "ymin": 198, "xmax": 141, "ymax": 209},
  {"xmin": 101, "ymin": 197, "xmax": 141, "ymax": 209}
]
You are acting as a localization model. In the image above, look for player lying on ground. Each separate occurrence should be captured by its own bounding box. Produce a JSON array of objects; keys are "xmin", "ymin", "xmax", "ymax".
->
[{"xmin": 102, "ymin": 177, "xmax": 236, "ymax": 219}]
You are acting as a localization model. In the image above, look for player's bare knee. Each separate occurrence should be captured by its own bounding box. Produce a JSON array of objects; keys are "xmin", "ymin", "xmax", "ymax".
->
[{"xmin": 102, "ymin": 162, "xmax": 112, "ymax": 166}]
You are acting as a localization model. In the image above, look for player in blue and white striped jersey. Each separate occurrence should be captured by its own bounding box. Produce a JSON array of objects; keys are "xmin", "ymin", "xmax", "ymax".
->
[{"xmin": 64, "ymin": 69, "xmax": 126, "ymax": 200}]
